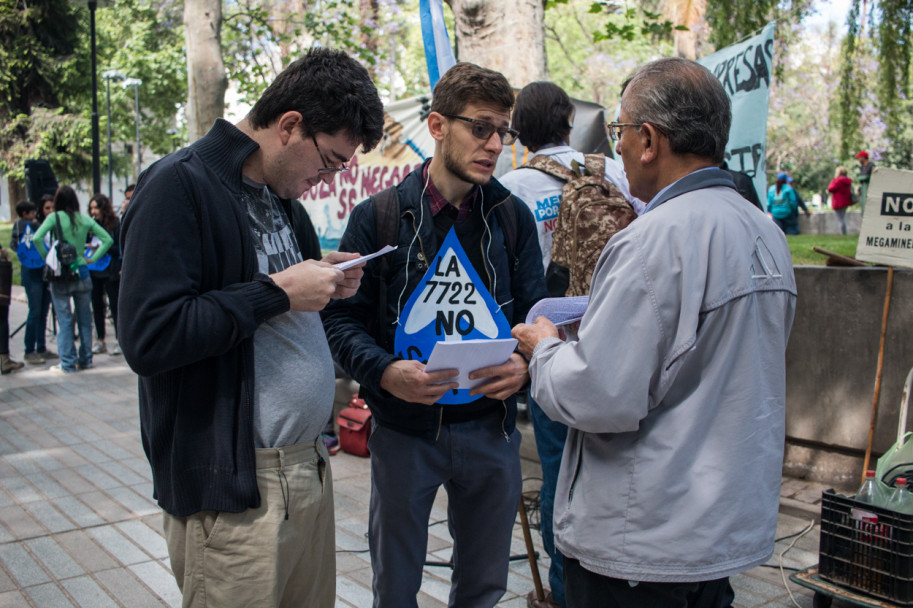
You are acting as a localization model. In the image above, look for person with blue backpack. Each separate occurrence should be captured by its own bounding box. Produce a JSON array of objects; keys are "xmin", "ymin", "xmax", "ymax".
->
[{"xmin": 10, "ymin": 200, "xmax": 56, "ymax": 365}]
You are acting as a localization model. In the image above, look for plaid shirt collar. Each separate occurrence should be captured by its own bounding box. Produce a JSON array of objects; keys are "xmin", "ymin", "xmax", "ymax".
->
[{"xmin": 423, "ymin": 161, "xmax": 477, "ymax": 221}]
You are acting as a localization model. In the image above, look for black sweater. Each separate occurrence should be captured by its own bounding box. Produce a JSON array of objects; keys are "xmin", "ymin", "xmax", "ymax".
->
[{"xmin": 119, "ymin": 120, "xmax": 292, "ymax": 516}]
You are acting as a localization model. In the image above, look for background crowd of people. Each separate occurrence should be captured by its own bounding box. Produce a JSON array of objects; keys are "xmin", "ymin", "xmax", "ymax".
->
[{"xmin": 3, "ymin": 185, "xmax": 131, "ymax": 374}]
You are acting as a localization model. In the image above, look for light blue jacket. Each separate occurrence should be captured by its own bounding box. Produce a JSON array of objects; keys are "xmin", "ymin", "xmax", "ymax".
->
[{"xmin": 529, "ymin": 169, "xmax": 797, "ymax": 582}]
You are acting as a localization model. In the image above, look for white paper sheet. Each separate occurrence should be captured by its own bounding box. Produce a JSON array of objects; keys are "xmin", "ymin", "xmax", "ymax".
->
[
  {"xmin": 524, "ymin": 296, "xmax": 589, "ymax": 326},
  {"xmin": 333, "ymin": 245, "xmax": 398, "ymax": 270},
  {"xmin": 424, "ymin": 338, "xmax": 518, "ymax": 390}
]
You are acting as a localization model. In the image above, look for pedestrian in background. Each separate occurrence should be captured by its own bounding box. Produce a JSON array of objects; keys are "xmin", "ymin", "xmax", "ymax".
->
[
  {"xmin": 87, "ymin": 194, "xmax": 122, "ymax": 356},
  {"xmin": 767, "ymin": 172, "xmax": 799, "ymax": 234},
  {"xmin": 10, "ymin": 200, "xmax": 57, "ymax": 364},
  {"xmin": 32, "ymin": 186, "xmax": 113, "ymax": 374},
  {"xmin": 827, "ymin": 166, "xmax": 854, "ymax": 235}
]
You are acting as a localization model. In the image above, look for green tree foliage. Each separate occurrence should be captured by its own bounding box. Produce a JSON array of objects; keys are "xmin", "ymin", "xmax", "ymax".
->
[
  {"xmin": 222, "ymin": 0, "xmax": 395, "ymax": 105},
  {"xmin": 0, "ymin": 0, "xmax": 185, "ymax": 186},
  {"xmin": 96, "ymin": 0, "xmax": 186, "ymax": 168},
  {"xmin": 837, "ymin": 0, "xmax": 913, "ymax": 168},
  {"xmin": 543, "ymin": 0, "xmax": 675, "ymax": 106},
  {"xmin": 0, "ymin": 0, "xmax": 90, "ymax": 183}
]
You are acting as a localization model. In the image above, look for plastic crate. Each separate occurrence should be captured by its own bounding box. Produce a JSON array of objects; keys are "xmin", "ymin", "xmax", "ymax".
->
[{"xmin": 819, "ymin": 489, "xmax": 913, "ymax": 604}]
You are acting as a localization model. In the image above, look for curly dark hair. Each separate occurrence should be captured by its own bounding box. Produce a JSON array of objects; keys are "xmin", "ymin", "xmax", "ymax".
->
[
  {"xmin": 89, "ymin": 193, "xmax": 118, "ymax": 233},
  {"xmin": 249, "ymin": 47, "xmax": 385, "ymax": 153}
]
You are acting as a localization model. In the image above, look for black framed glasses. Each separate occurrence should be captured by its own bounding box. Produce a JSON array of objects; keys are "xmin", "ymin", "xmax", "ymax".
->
[
  {"xmin": 442, "ymin": 114, "xmax": 519, "ymax": 145},
  {"xmin": 606, "ymin": 122, "xmax": 643, "ymax": 142},
  {"xmin": 311, "ymin": 134, "xmax": 349, "ymax": 175}
]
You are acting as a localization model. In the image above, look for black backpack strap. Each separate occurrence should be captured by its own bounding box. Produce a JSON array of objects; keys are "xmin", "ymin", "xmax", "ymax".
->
[
  {"xmin": 370, "ymin": 186, "xmax": 400, "ymax": 346},
  {"xmin": 494, "ymin": 198, "xmax": 518, "ymax": 272}
]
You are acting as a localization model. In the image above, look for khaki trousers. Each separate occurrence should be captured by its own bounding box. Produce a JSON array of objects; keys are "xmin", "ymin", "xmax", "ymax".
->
[{"xmin": 163, "ymin": 440, "xmax": 335, "ymax": 607}]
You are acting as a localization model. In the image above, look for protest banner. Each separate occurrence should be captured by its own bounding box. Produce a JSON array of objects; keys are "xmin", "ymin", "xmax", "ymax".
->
[{"xmin": 697, "ymin": 21, "xmax": 776, "ymax": 206}]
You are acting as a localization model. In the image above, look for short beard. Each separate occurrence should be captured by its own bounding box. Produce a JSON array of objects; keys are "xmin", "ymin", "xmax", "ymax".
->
[{"xmin": 441, "ymin": 135, "xmax": 492, "ymax": 187}]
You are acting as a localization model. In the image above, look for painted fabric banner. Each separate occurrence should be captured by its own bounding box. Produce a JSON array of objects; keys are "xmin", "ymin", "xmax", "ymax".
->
[{"xmin": 697, "ymin": 21, "xmax": 776, "ymax": 208}]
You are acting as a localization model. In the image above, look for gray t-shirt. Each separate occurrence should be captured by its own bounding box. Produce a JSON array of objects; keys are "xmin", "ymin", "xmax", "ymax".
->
[{"xmin": 242, "ymin": 178, "xmax": 335, "ymax": 448}]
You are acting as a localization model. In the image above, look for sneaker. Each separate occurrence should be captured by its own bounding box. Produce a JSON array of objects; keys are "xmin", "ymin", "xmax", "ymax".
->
[
  {"xmin": 111, "ymin": 342, "xmax": 122, "ymax": 356},
  {"xmin": 39, "ymin": 350, "xmax": 59, "ymax": 360},
  {"xmin": 24, "ymin": 352, "xmax": 46, "ymax": 365},
  {"xmin": 324, "ymin": 434, "xmax": 341, "ymax": 455},
  {"xmin": 48, "ymin": 364, "xmax": 76, "ymax": 374},
  {"xmin": 76, "ymin": 362, "xmax": 94, "ymax": 370},
  {"xmin": 0, "ymin": 355, "xmax": 24, "ymax": 374},
  {"xmin": 92, "ymin": 341, "xmax": 107, "ymax": 355}
]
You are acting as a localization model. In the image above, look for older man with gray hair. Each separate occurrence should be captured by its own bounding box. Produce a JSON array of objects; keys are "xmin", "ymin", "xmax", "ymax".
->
[{"xmin": 512, "ymin": 57, "xmax": 797, "ymax": 608}]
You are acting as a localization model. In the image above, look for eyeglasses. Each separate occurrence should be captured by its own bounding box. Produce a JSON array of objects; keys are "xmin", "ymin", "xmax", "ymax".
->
[
  {"xmin": 442, "ymin": 114, "xmax": 519, "ymax": 145},
  {"xmin": 311, "ymin": 134, "xmax": 350, "ymax": 175},
  {"xmin": 606, "ymin": 122, "xmax": 643, "ymax": 142}
]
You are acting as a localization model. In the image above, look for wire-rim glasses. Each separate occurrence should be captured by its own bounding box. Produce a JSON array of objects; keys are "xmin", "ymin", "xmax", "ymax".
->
[
  {"xmin": 311, "ymin": 134, "xmax": 350, "ymax": 175},
  {"xmin": 606, "ymin": 122, "xmax": 643, "ymax": 142}
]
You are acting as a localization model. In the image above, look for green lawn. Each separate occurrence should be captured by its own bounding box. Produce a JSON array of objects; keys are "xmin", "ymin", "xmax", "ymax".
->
[
  {"xmin": 786, "ymin": 234, "xmax": 860, "ymax": 265},
  {"xmin": 0, "ymin": 222, "xmax": 866, "ymax": 288}
]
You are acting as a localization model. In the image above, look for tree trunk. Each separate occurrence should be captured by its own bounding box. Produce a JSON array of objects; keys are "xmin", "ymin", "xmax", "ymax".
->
[
  {"xmin": 184, "ymin": 0, "xmax": 228, "ymax": 143},
  {"xmin": 662, "ymin": 0, "xmax": 707, "ymax": 60},
  {"xmin": 446, "ymin": 0, "xmax": 547, "ymax": 88},
  {"xmin": 7, "ymin": 179, "xmax": 25, "ymax": 221}
]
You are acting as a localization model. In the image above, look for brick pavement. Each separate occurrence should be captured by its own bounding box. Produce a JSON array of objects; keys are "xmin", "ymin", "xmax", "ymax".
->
[{"xmin": 1, "ymin": 286, "xmax": 828, "ymax": 607}]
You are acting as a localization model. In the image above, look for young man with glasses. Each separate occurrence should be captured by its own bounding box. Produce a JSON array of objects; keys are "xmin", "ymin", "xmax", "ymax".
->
[
  {"xmin": 118, "ymin": 48, "xmax": 384, "ymax": 607},
  {"xmin": 322, "ymin": 62, "xmax": 548, "ymax": 607},
  {"xmin": 514, "ymin": 58, "xmax": 796, "ymax": 608}
]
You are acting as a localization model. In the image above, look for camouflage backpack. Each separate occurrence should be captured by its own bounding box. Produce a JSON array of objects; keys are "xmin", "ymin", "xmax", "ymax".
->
[{"xmin": 525, "ymin": 154, "xmax": 637, "ymax": 297}]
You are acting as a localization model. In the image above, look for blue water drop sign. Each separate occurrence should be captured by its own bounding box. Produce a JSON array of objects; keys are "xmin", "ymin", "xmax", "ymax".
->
[{"xmin": 394, "ymin": 227, "xmax": 511, "ymax": 404}]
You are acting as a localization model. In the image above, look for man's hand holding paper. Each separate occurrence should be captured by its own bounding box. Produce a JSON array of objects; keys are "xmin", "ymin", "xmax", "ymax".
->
[
  {"xmin": 380, "ymin": 359, "xmax": 459, "ymax": 405},
  {"xmin": 468, "ymin": 353, "xmax": 530, "ymax": 400}
]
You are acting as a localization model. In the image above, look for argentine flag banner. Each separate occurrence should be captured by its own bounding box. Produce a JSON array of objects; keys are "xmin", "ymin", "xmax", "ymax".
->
[
  {"xmin": 394, "ymin": 228, "xmax": 512, "ymax": 404},
  {"xmin": 420, "ymin": 0, "xmax": 457, "ymax": 89}
]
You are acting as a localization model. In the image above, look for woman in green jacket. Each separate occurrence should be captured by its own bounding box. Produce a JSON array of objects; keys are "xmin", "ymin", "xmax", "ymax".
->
[{"xmin": 33, "ymin": 186, "xmax": 113, "ymax": 373}]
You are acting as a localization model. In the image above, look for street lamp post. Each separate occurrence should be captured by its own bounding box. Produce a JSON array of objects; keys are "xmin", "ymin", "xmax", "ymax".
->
[
  {"xmin": 89, "ymin": 0, "xmax": 101, "ymax": 195},
  {"xmin": 102, "ymin": 70, "xmax": 124, "ymax": 201},
  {"xmin": 123, "ymin": 78, "xmax": 142, "ymax": 180},
  {"xmin": 72, "ymin": 0, "xmax": 111, "ymax": 195}
]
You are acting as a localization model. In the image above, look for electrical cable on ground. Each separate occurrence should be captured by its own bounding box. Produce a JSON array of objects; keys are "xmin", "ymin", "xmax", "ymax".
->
[{"xmin": 777, "ymin": 519, "xmax": 816, "ymax": 608}]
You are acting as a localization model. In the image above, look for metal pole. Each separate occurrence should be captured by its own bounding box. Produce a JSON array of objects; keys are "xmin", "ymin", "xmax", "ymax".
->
[
  {"xmin": 133, "ymin": 83, "xmax": 141, "ymax": 176},
  {"xmin": 89, "ymin": 0, "xmax": 101, "ymax": 195},
  {"xmin": 105, "ymin": 76, "xmax": 113, "ymax": 200},
  {"xmin": 124, "ymin": 79, "xmax": 142, "ymax": 180}
]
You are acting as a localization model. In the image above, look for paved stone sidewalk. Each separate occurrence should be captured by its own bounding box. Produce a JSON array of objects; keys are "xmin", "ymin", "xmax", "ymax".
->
[{"xmin": 0, "ymin": 286, "xmax": 828, "ymax": 607}]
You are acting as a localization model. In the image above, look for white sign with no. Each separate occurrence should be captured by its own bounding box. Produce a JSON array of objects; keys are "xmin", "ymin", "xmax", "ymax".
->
[{"xmin": 856, "ymin": 167, "xmax": 913, "ymax": 269}]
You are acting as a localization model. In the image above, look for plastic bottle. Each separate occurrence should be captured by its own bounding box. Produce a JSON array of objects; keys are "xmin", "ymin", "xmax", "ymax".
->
[
  {"xmin": 886, "ymin": 478, "xmax": 913, "ymax": 515},
  {"xmin": 856, "ymin": 470, "xmax": 878, "ymax": 504}
]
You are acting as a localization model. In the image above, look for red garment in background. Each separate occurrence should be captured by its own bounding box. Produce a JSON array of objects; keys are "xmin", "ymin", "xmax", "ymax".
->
[{"xmin": 827, "ymin": 175, "xmax": 854, "ymax": 209}]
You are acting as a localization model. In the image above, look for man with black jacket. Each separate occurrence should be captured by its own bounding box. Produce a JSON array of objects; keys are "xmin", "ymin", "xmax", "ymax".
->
[
  {"xmin": 322, "ymin": 63, "xmax": 548, "ymax": 607},
  {"xmin": 118, "ymin": 48, "xmax": 383, "ymax": 607}
]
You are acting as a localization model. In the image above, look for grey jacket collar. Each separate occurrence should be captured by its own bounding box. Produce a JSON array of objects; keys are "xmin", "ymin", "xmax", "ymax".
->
[{"xmin": 646, "ymin": 167, "xmax": 737, "ymax": 213}]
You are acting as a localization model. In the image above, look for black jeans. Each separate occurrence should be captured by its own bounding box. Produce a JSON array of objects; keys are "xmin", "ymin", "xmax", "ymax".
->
[
  {"xmin": 90, "ymin": 275, "xmax": 119, "ymax": 341},
  {"xmin": 564, "ymin": 558, "xmax": 735, "ymax": 608}
]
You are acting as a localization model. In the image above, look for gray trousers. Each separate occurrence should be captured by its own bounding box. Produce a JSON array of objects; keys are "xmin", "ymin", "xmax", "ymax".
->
[{"xmin": 368, "ymin": 411, "xmax": 522, "ymax": 608}]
